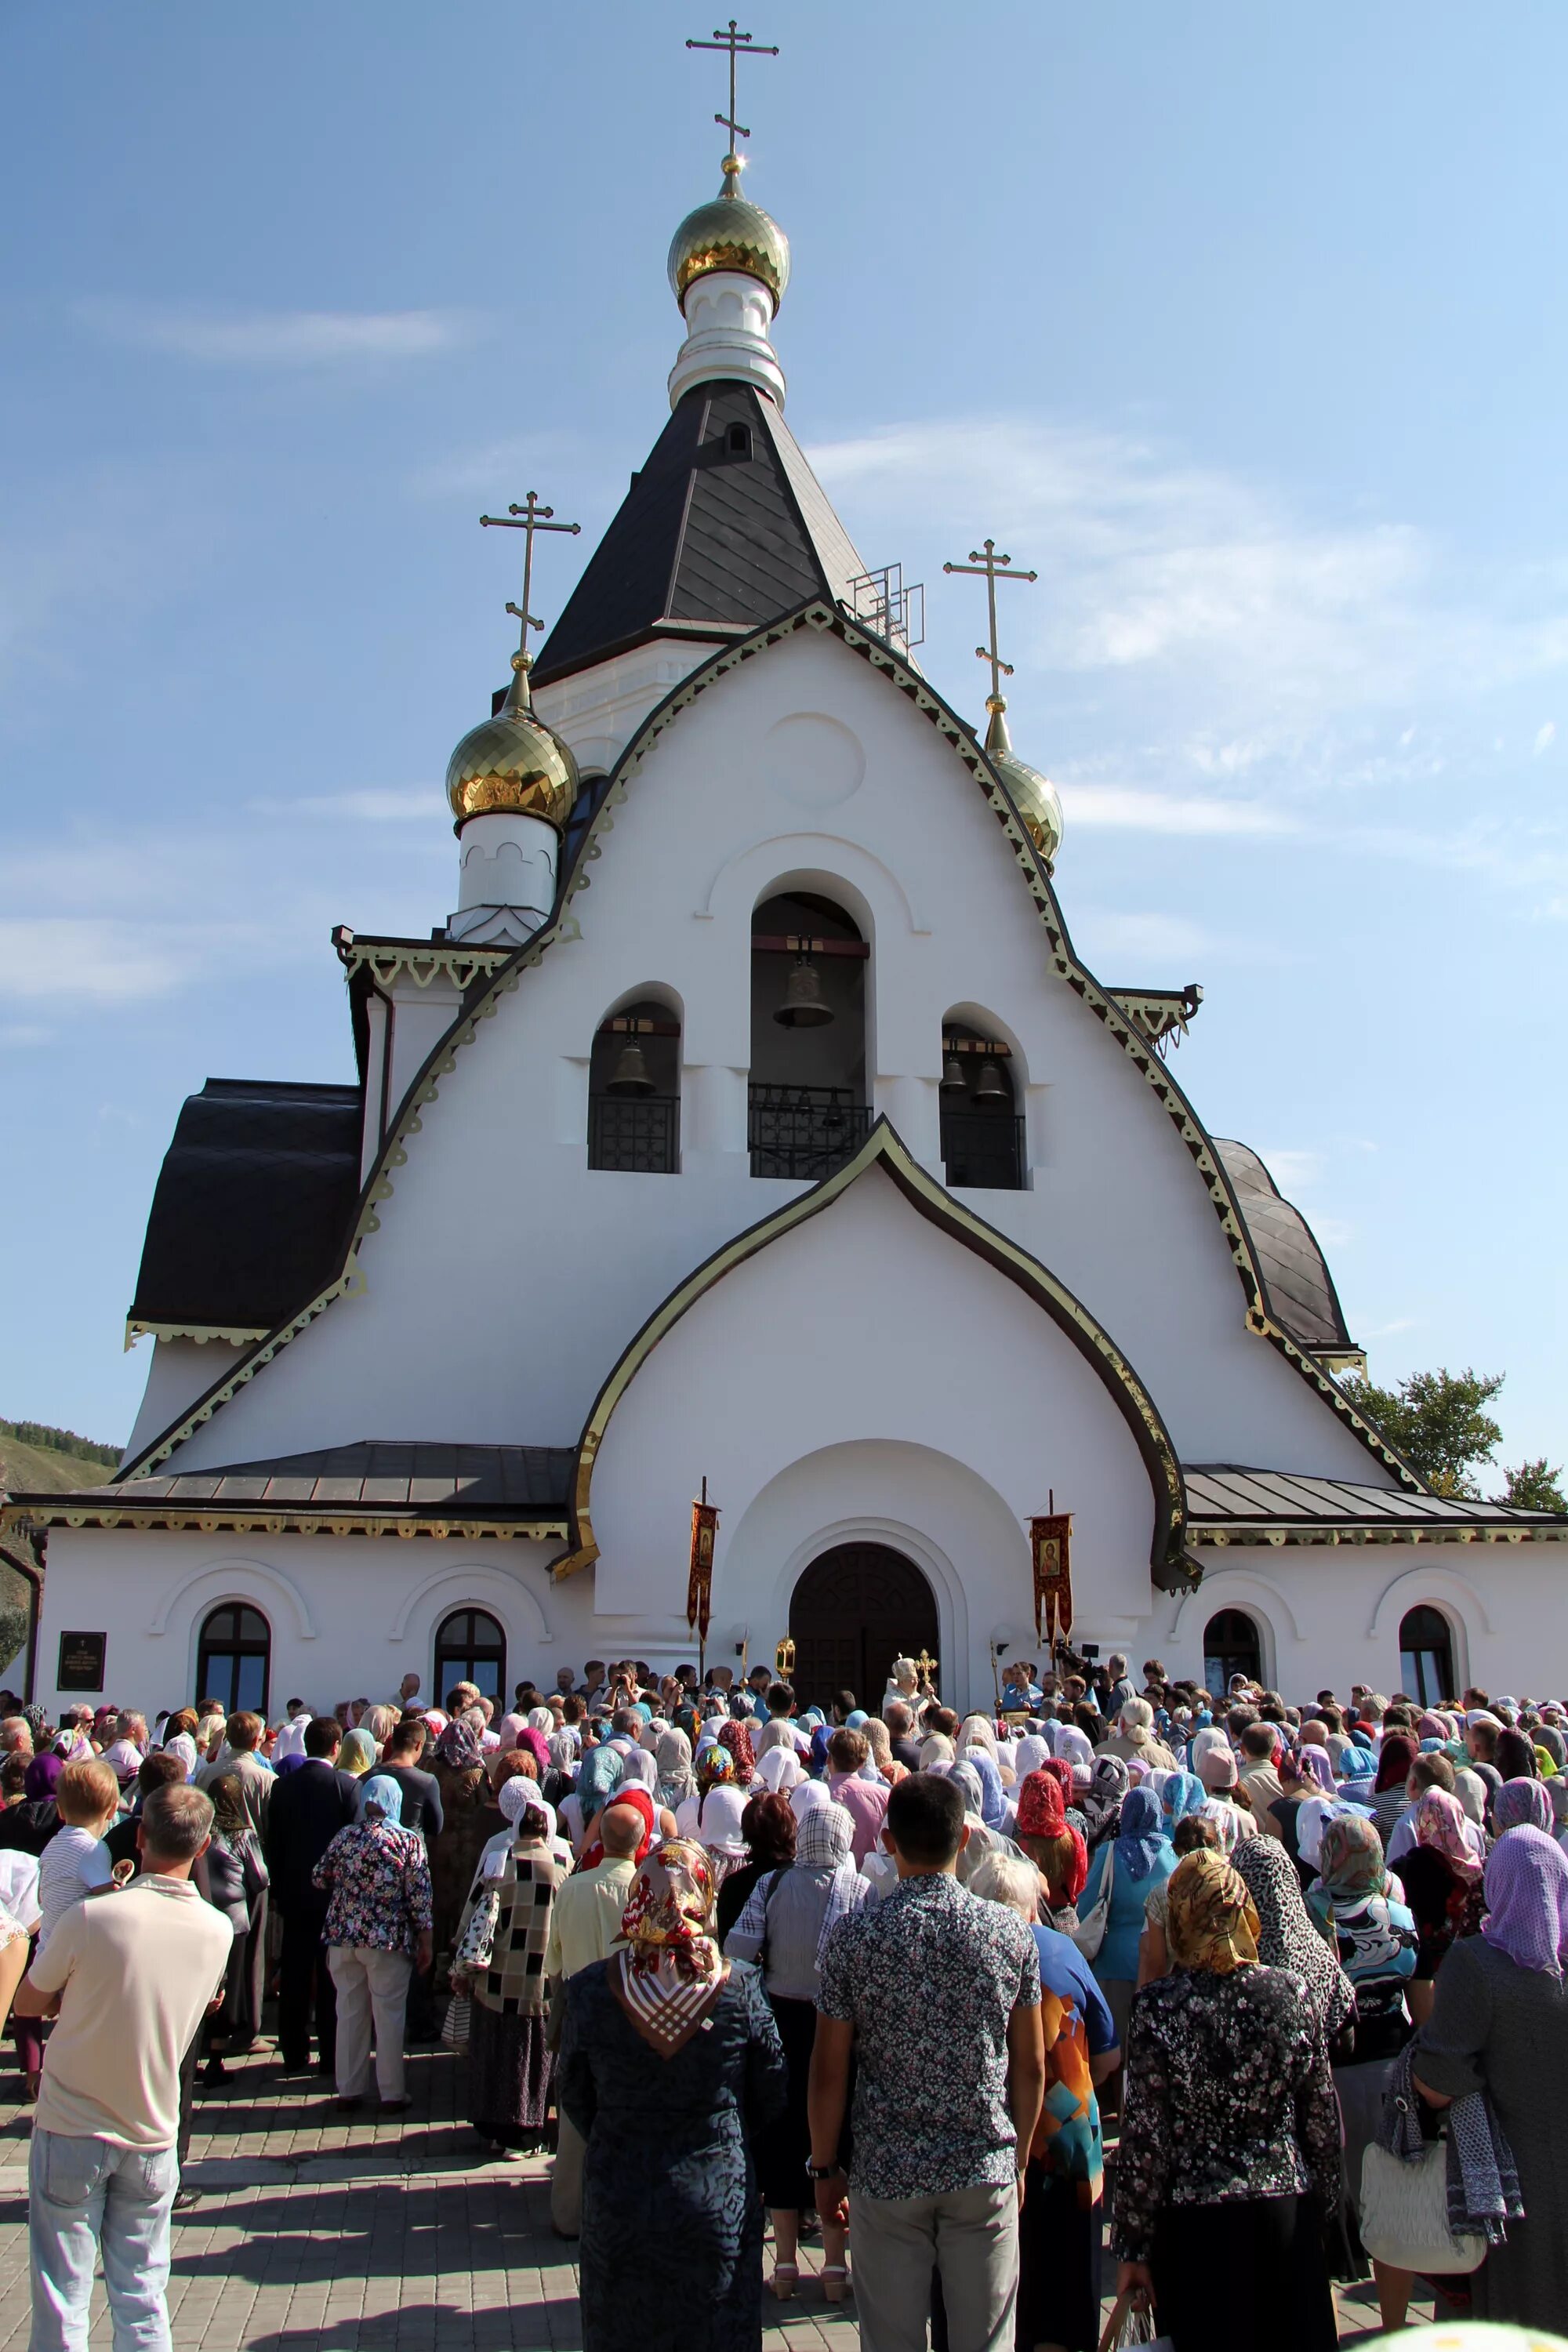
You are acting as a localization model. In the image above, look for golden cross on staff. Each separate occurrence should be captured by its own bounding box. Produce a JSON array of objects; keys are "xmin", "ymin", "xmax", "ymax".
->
[
  {"xmin": 942, "ymin": 539, "xmax": 1039, "ymax": 709},
  {"xmin": 686, "ymin": 17, "xmax": 779, "ymax": 157},
  {"xmin": 479, "ymin": 491, "xmax": 582, "ymax": 662}
]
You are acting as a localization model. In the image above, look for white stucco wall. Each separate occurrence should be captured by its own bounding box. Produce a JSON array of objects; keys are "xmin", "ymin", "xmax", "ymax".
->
[{"xmin": 152, "ymin": 627, "xmax": 1381, "ymax": 1499}]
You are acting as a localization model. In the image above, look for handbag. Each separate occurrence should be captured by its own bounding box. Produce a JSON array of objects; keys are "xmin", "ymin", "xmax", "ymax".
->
[
  {"xmin": 441, "ymin": 1993, "xmax": 471, "ymax": 2049},
  {"xmin": 1070, "ymin": 1845, "xmax": 1114, "ymax": 1962},
  {"xmin": 1098, "ymin": 2288, "xmax": 1174, "ymax": 2351},
  {"xmin": 454, "ymin": 1883, "xmax": 501, "ymax": 1974},
  {"xmin": 1359, "ymin": 2140, "xmax": 1486, "ymax": 2274}
]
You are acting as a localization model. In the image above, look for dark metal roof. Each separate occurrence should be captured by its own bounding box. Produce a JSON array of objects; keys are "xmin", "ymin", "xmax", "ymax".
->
[
  {"xmin": 128, "ymin": 1079, "xmax": 365, "ymax": 1335},
  {"xmin": 1185, "ymin": 1464, "xmax": 1565, "ymax": 1530},
  {"xmin": 10, "ymin": 1442, "xmax": 575, "ymax": 1524},
  {"xmin": 1212, "ymin": 1139, "xmax": 1352, "ymax": 1353},
  {"xmin": 532, "ymin": 383, "xmax": 866, "ymax": 689}
]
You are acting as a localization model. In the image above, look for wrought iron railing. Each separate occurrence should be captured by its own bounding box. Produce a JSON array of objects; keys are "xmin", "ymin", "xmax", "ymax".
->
[
  {"xmin": 940, "ymin": 1110, "xmax": 1026, "ymax": 1191},
  {"xmin": 588, "ymin": 1093, "xmax": 680, "ymax": 1174},
  {"xmin": 749, "ymin": 1083, "xmax": 872, "ymax": 1181}
]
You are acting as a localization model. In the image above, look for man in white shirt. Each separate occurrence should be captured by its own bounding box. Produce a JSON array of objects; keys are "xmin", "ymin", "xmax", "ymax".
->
[{"xmin": 19, "ymin": 1782, "xmax": 234, "ymax": 2352}]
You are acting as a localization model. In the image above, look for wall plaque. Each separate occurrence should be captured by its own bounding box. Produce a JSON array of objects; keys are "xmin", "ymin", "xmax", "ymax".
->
[{"xmin": 57, "ymin": 1631, "xmax": 107, "ymax": 1693}]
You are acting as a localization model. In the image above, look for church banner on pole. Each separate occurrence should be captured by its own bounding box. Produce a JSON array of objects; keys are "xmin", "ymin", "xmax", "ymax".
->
[
  {"xmin": 1030, "ymin": 1505, "xmax": 1073, "ymax": 1649},
  {"xmin": 687, "ymin": 1483, "xmax": 719, "ymax": 1645}
]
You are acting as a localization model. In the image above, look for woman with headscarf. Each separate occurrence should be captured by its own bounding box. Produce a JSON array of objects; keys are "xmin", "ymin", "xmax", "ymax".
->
[
  {"xmin": 1410, "ymin": 1825, "xmax": 1568, "ymax": 2327},
  {"xmin": 724, "ymin": 1799, "xmax": 867, "ymax": 2301},
  {"xmin": 429, "ymin": 1719, "xmax": 494, "ymax": 1966},
  {"xmin": 714, "ymin": 1790, "xmax": 797, "ymax": 1944},
  {"xmin": 1137, "ymin": 1814, "xmax": 1224, "ymax": 1985},
  {"xmin": 1112, "ymin": 1852, "xmax": 1341, "ymax": 2352},
  {"xmin": 560, "ymin": 1840, "xmax": 787, "ymax": 2352},
  {"xmin": 1396, "ymin": 1786, "xmax": 1486, "ymax": 2016},
  {"xmin": 756, "ymin": 1746, "xmax": 804, "ymax": 1800},
  {"xmin": 311, "ymin": 1773, "xmax": 431, "ymax": 2113},
  {"xmin": 0, "ymin": 1753, "xmax": 64, "ymax": 1859},
  {"xmin": 338, "ymin": 1727, "xmax": 379, "ymax": 1780},
  {"xmin": 1232, "ymin": 1835, "xmax": 1356, "ymax": 2049},
  {"xmin": 1265, "ymin": 1751, "xmax": 1319, "ymax": 1882},
  {"xmin": 716, "ymin": 1719, "xmax": 756, "ymax": 1788},
  {"xmin": 1369, "ymin": 1730, "xmax": 1417, "ymax": 1845},
  {"xmin": 451, "ymin": 1780, "xmax": 564, "ymax": 2154},
  {"xmin": 1494, "ymin": 1726, "xmax": 1539, "ymax": 1790},
  {"xmin": 1078, "ymin": 1752, "xmax": 1128, "ymax": 1853},
  {"xmin": 1080, "ymin": 1784, "xmax": 1178, "ymax": 2117},
  {"xmin": 694, "ymin": 1754, "xmax": 750, "ymax": 1884},
  {"xmin": 654, "ymin": 1726, "xmax": 698, "ymax": 1817},
  {"xmin": 1014, "ymin": 1769, "xmax": 1089, "ymax": 1934}
]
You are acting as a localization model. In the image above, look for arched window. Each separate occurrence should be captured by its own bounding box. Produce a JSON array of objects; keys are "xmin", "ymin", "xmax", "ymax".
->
[
  {"xmin": 940, "ymin": 1018, "xmax": 1025, "ymax": 1189},
  {"xmin": 750, "ymin": 890, "xmax": 869, "ymax": 1179},
  {"xmin": 196, "ymin": 1603, "xmax": 270, "ymax": 1716},
  {"xmin": 1203, "ymin": 1608, "xmax": 1261, "ymax": 1700},
  {"xmin": 1399, "ymin": 1606, "xmax": 1455, "ymax": 1708},
  {"xmin": 434, "ymin": 1608, "xmax": 506, "ymax": 1706},
  {"xmin": 588, "ymin": 996, "xmax": 681, "ymax": 1172}
]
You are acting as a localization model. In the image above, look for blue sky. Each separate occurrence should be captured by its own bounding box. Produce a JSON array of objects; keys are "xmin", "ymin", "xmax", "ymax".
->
[{"xmin": 2, "ymin": 2, "xmax": 1564, "ymax": 1475}]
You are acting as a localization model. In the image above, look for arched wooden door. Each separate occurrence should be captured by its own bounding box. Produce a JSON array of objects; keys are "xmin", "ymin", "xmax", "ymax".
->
[{"xmin": 788, "ymin": 1544, "xmax": 938, "ymax": 1712}]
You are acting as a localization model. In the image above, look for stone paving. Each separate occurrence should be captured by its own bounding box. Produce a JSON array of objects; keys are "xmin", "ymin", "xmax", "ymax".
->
[{"xmin": 0, "ymin": 2038, "xmax": 1432, "ymax": 2349}]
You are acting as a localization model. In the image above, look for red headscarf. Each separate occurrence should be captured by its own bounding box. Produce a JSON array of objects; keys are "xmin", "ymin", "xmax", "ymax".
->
[
  {"xmin": 717, "ymin": 1720, "xmax": 756, "ymax": 1784},
  {"xmin": 1038, "ymin": 1759, "xmax": 1076, "ymax": 1806},
  {"xmin": 1014, "ymin": 1769, "xmax": 1089, "ymax": 1905},
  {"xmin": 579, "ymin": 1784, "xmax": 655, "ymax": 1871},
  {"xmin": 1374, "ymin": 1732, "xmax": 1417, "ymax": 1795}
]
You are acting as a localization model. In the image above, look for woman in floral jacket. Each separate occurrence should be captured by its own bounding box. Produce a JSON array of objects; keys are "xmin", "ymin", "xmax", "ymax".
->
[{"xmin": 313, "ymin": 1773, "xmax": 431, "ymax": 2112}]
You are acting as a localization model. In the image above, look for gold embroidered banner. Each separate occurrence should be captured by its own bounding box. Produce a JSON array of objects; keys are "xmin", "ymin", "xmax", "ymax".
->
[
  {"xmin": 1030, "ymin": 1513, "xmax": 1073, "ymax": 1648},
  {"xmin": 687, "ymin": 1498, "xmax": 719, "ymax": 1639}
]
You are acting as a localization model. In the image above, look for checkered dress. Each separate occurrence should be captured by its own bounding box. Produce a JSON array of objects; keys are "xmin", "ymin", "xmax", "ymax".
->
[{"xmin": 465, "ymin": 1845, "xmax": 561, "ymax": 2020}]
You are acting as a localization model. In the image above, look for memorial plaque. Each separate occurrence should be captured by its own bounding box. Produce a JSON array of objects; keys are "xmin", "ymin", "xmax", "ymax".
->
[{"xmin": 57, "ymin": 1631, "xmax": 107, "ymax": 1693}]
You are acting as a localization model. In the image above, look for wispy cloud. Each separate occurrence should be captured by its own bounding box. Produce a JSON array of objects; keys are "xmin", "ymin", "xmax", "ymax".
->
[
  {"xmin": 81, "ymin": 303, "xmax": 477, "ymax": 367},
  {"xmin": 1534, "ymin": 720, "xmax": 1556, "ymax": 754},
  {"xmin": 1065, "ymin": 786, "xmax": 1300, "ymax": 837},
  {"xmin": 248, "ymin": 789, "xmax": 433, "ymax": 822},
  {"xmin": 0, "ymin": 919, "xmax": 191, "ymax": 1004},
  {"xmin": 1256, "ymin": 1149, "xmax": 1326, "ymax": 1191}
]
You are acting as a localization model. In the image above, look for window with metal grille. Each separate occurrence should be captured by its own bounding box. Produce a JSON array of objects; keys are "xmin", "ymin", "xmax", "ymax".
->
[
  {"xmin": 588, "ymin": 1093, "xmax": 680, "ymax": 1174},
  {"xmin": 748, "ymin": 1083, "xmax": 871, "ymax": 1181},
  {"xmin": 196, "ymin": 1603, "xmax": 271, "ymax": 1717}
]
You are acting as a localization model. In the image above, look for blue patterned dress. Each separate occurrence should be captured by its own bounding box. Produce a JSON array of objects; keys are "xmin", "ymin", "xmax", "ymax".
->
[{"xmin": 558, "ymin": 1960, "xmax": 786, "ymax": 2352}]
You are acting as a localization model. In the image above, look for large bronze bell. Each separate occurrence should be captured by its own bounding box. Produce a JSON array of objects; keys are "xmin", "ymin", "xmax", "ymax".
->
[
  {"xmin": 973, "ymin": 1058, "xmax": 1009, "ymax": 1102},
  {"xmin": 774, "ymin": 956, "xmax": 833, "ymax": 1027},
  {"xmin": 940, "ymin": 1053, "xmax": 967, "ymax": 1093},
  {"xmin": 607, "ymin": 1039, "xmax": 655, "ymax": 1094}
]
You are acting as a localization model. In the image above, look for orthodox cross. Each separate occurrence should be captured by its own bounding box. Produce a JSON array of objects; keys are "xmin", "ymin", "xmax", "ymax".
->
[
  {"xmin": 942, "ymin": 539, "xmax": 1038, "ymax": 704},
  {"xmin": 686, "ymin": 18, "xmax": 779, "ymax": 153},
  {"xmin": 479, "ymin": 492, "xmax": 581, "ymax": 657}
]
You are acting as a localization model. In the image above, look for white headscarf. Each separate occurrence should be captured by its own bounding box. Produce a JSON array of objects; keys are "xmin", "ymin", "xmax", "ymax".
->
[
  {"xmin": 699, "ymin": 1784, "xmax": 749, "ymax": 1849},
  {"xmin": 1012, "ymin": 1734, "xmax": 1050, "ymax": 1780},
  {"xmin": 162, "ymin": 1733, "xmax": 198, "ymax": 1783},
  {"xmin": 791, "ymin": 1778, "xmax": 832, "ymax": 1824},
  {"xmin": 758, "ymin": 1747, "xmax": 804, "ymax": 1794},
  {"xmin": 920, "ymin": 1733, "xmax": 955, "ymax": 1770},
  {"xmin": 1054, "ymin": 1726, "xmax": 1094, "ymax": 1772}
]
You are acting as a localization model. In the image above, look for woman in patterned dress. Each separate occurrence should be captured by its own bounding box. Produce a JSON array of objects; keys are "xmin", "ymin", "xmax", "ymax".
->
[
  {"xmin": 451, "ymin": 1779, "xmax": 564, "ymax": 2154},
  {"xmin": 1113, "ymin": 1850, "xmax": 1341, "ymax": 2352},
  {"xmin": 559, "ymin": 1838, "xmax": 786, "ymax": 2352}
]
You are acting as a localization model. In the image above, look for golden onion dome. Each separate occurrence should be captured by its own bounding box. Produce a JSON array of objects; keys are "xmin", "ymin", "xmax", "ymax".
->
[
  {"xmin": 445, "ymin": 654, "xmax": 580, "ymax": 832},
  {"xmin": 667, "ymin": 154, "xmax": 790, "ymax": 315},
  {"xmin": 985, "ymin": 699, "xmax": 1063, "ymax": 872}
]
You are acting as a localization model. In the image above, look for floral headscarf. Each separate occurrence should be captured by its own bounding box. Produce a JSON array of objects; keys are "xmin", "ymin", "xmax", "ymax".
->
[
  {"xmin": 1412, "ymin": 1787, "xmax": 1484, "ymax": 1883},
  {"xmin": 717, "ymin": 1720, "xmax": 756, "ymax": 1786},
  {"xmin": 1160, "ymin": 1770, "xmax": 1207, "ymax": 1825},
  {"xmin": 1315, "ymin": 1813, "xmax": 1389, "ymax": 1907},
  {"xmin": 1165, "ymin": 1852, "xmax": 1260, "ymax": 1975},
  {"xmin": 1481, "ymin": 1825, "xmax": 1568, "ymax": 1977},
  {"xmin": 1234, "ymin": 1831, "xmax": 1356, "ymax": 2038},
  {"xmin": 1199, "ymin": 1797, "xmax": 1243, "ymax": 1857},
  {"xmin": 1080, "ymin": 1754, "xmax": 1128, "ymax": 1848},
  {"xmin": 613, "ymin": 1839, "xmax": 727, "ymax": 2054},
  {"xmin": 697, "ymin": 1744, "xmax": 737, "ymax": 1795},
  {"xmin": 436, "ymin": 1719, "xmax": 482, "ymax": 1771}
]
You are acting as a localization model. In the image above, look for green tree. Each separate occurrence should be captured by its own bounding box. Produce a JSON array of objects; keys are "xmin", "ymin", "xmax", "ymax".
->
[
  {"xmin": 1499, "ymin": 1457, "xmax": 1567, "ymax": 1514},
  {"xmin": 1341, "ymin": 1367, "xmax": 1504, "ymax": 1496}
]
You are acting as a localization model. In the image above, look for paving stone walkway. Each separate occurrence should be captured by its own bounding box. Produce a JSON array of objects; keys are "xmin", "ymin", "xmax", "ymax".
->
[{"xmin": 0, "ymin": 2040, "xmax": 1430, "ymax": 2348}]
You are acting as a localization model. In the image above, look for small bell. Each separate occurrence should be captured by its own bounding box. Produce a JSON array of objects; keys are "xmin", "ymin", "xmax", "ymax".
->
[
  {"xmin": 607, "ymin": 1039, "xmax": 655, "ymax": 1094},
  {"xmin": 774, "ymin": 957, "xmax": 833, "ymax": 1028},
  {"xmin": 973, "ymin": 1058, "xmax": 1009, "ymax": 1102},
  {"xmin": 941, "ymin": 1054, "xmax": 967, "ymax": 1094}
]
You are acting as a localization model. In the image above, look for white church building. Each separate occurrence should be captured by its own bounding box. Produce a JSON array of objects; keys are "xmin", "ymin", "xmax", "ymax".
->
[{"xmin": 10, "ymin": 136, "xmax": 1566, "ymax": 1719}]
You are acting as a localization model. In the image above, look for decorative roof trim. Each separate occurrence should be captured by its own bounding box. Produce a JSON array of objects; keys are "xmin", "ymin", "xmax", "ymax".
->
[
  {"xmin": 0, "ymin": 1499, "xmax": 566, "ymax": 1542},
  {"xmin": 332, "ymin": 929, "xmax": 510, "ymax": 992},
  {"xmin": 1108, "ymin": 986, "xmax": 1203, "ymax": 1055},
  {"xmin": 1190, "ymin": 1522, "xmax": 1568, "ymax": 1549},
  {"xmin": 554, "ymin": 1117, "xmax": 1192, "ymax": 1591},
  {"xmin": 116, "ymin": 597, "xmax": 1420, "ymax": 1494},
  {"xmin": 124, "ymin": 1321, "xmax": 267, "ymax": 1352}
]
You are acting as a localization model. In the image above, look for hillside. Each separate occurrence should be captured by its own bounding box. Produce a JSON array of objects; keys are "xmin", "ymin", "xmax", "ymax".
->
[{"xmin": 0, "ymin": 1418, "xmax": 122, "ymax": 1498}]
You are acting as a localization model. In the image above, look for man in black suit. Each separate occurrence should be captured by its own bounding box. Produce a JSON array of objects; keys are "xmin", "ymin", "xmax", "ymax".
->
[{"xmin": 263, "ymin": 1714, "xmax": 359, "ymax": 2075}]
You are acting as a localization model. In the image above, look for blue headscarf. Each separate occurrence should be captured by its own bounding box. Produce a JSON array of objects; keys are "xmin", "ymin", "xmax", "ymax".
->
[
  {"xmin": 1161, "ymin": 1770, "xmax": 1207, "ymax": 1825},
  {"xmin": 358, "ymin": 1773, "xmax": 405, "ymax": 1827},
  {"xmin": 1113, "ymin": 1785, "xmax": 1167, "ymax": 1882},
  {"xmin": 576, "ymin": 1743, "xmax": 625, "ymax": 1824},
  {"xmin": 845, "ymin": 1710, "xmax": 869, "ymax": 1730}
]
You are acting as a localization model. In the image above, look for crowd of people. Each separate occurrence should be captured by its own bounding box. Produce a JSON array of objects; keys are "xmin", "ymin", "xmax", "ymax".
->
[{"xmin": 1, "ymin": 1648, "xmax": 1566, "ymax": 2351}]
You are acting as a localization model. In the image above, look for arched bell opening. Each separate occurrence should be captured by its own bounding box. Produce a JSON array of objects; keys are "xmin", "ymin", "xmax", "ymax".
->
[
  {"xmin": 588, "ymin": 993, "xmax": 681, "ymax": 1173},
  {"xmin": 939, "ymin": 1013, "xmax": 1025, "ymax": 1190},
  {"xmin": 787, "ymin": 1541, "xmax": 938, "ymax": 1714},
  {"xmin": 750, "ymin": 889, "xmax": 870, "ymax": 1180}
]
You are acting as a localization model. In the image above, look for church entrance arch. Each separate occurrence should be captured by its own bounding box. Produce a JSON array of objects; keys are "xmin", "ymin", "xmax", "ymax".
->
[{"xmin": 788, "ymin": 1544, "xmax": 938, "ymax": 1713}]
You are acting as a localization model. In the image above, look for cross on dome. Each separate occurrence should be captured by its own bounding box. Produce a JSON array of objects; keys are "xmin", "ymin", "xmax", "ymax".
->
[
  {"xmin": 685, "ymin": 17, "xmax": 779, "ymax": 179},
  {"xmin": 480, "ymin": 492, "xmax": 583, "ymax": 673},
  {"xmin": 943, "ymin": 538, "xmax": 1062, "ymax": 873}
]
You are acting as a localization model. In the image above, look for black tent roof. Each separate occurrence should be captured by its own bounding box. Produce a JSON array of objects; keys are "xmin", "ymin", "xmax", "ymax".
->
[{"xmin": 532, "ymin": 382, "xmax": 866, "ymax": 689}]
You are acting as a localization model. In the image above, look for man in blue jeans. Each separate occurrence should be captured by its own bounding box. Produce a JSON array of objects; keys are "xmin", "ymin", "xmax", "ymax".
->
[{"xmin": 17, "ymin": 1782, "xmax": 234, "ymax": 2352}]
